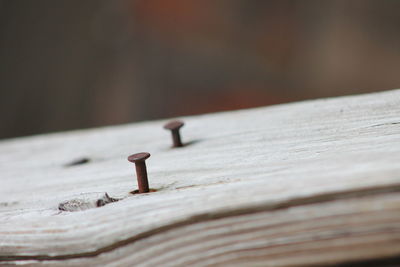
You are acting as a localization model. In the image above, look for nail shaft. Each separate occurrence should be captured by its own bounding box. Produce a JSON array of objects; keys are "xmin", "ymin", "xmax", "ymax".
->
[
  {"xmin": 171, "ymin": 129, "xmax": 183, "ymax": 147},
  {"xmin": 135, "ymin": 162, "xmax": 149, "ymax": 193}
]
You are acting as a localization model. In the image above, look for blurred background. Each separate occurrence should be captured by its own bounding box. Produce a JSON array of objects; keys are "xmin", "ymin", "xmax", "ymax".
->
[{"xmin": 1, "ymin": 0, "xmax": 400, "ymax": 140}]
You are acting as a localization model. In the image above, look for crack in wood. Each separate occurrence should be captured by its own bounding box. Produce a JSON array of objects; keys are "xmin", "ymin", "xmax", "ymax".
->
[
  {"xmin": 369, "ymin": 122, "xmax": 400, "ymax": 128},
  {"xmin": 65, "ymin": 158, "xmax": 90, "ymax": 167}
]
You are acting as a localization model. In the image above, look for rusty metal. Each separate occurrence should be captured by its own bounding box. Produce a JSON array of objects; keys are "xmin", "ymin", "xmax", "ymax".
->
[
  {"xmin": 128, "ymin": 152, "xmax": 151, "ymax": 193},
  {"xmin": 164, "ymin": 120, "xmax": 185, "ymax": 147}
]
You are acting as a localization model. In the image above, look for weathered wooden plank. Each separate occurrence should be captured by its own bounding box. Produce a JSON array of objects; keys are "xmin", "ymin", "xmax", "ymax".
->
[{"xmin": 1, "ymin": 89, "xmax": 400, "ymax": 266}]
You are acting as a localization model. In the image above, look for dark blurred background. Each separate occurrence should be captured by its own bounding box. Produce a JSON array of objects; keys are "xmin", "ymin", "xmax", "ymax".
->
[{"xmin": 1, "ymin": 0, "xmax": 400, "ymax": 140}]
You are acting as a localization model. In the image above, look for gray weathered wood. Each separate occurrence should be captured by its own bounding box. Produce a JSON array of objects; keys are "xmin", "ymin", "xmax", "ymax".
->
[{"xmin": 1, "ymin": 89, "xmax": 400, "ymax": 266}]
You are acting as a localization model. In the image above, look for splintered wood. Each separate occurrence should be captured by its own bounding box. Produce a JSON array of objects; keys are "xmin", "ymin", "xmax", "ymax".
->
[{"xmin": 1, "ymin": 89, "xmax": 400, "ymax": 266}]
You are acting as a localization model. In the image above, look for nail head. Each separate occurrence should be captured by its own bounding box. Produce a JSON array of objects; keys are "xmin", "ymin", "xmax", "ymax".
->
[
  {"xmin": 128, "ymin": 152, "xmax": 151, "ymax": 163},
  {"xmin": 164, "ymin": 120, "xmax": 184, "ymax": 130}
]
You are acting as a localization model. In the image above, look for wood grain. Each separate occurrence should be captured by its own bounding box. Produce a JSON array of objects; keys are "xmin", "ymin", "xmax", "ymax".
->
[{"xmin": 1, "ymin": 89, "xmax": 400, "ymax": 266}]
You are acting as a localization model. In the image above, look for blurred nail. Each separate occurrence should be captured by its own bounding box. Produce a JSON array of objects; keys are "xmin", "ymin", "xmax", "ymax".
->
[{"xmin": 164, "ymin": 120, "xmax": 184, "ymax": 148}]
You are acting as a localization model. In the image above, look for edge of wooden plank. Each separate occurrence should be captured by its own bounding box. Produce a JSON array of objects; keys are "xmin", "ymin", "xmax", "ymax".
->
[{"xmin": 1, "ymin": 182, "xmax": 399, "ymax": 262}]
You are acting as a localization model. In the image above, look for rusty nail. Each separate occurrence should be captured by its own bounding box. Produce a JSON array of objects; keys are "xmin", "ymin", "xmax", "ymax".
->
[
  {"xmin": 164, "ymin": 120, "xmax": 185, "ymax": 147},
  {"xmin": 128, "ymin": 152, "xmax": 151, "ymax": 193}
]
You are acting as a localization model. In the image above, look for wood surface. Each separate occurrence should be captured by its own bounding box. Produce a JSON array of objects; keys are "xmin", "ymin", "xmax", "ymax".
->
[{"xmin": 1, "ymin": 89, "xmax": 400, "ymax": 266}]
